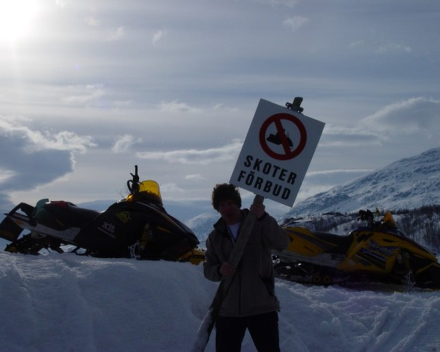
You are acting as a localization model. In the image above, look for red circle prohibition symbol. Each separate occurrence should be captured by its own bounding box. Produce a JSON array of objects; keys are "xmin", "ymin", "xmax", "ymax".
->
[{"xmin": 259, "ymin": 113, "xmax": 307, "ymax": 160}]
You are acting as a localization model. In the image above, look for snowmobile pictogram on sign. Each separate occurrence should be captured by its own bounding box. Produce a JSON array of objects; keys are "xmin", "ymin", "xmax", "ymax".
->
[{"xmin": 259, "ymin": 112, "xmax": 307, "ymax": 161}]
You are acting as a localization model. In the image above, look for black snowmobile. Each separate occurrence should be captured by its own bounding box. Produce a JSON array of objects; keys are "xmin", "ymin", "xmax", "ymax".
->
[
  {"xmin": 274, "ymin": 210, "xmax": 440, "ymax": 290},
  {"xmin": 0, "ymin": 166, "xmax": 204, "ymax": 264}
]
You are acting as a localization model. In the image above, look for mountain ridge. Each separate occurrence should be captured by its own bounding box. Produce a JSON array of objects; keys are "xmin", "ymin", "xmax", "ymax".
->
[{"xmin": 281, "ymin": 147, "xmax": 440, "ymax": 219}]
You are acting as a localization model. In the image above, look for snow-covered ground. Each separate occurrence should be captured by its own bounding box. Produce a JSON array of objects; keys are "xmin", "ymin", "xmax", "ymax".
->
[{"xmin": 1, "ymin": 251, "xmax": 439, "ymax": 352}]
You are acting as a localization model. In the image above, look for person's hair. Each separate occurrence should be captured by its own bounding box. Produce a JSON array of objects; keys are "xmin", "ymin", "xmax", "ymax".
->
[{"xmin": 211, "ymin": 184, "xmax": 242, "ymax": 210}]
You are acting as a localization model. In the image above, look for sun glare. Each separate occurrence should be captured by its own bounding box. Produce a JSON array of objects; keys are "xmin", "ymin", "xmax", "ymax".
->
[{"xmin": 0, "ymin": 0, "xmax": 40, "ymax": 43}]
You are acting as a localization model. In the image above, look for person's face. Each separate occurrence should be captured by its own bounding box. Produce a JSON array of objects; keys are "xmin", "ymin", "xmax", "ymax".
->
[{"xmin": 218, "ymin": 199, "xmax": 241, "ymax": 225}]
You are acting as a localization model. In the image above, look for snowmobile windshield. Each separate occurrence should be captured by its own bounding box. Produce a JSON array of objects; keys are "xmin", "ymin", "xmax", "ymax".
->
[
  {"xmin": 125, "ymin": 180, "xmax": 163, "ymax": 205},
  {"xmin": 138, "ymin": 180, "xmax": 163, "ymax": 205},
  {"xmin": 383, "ymin": 212, "xmax": 397, "ymax": 228}
]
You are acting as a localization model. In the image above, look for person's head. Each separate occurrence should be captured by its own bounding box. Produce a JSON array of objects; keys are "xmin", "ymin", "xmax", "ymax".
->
[
  {"xmin": 212, "ymin": 184, "xmax": 242, "ymax": 224},
  {"xmin": 212, "ymin": 184, "xmax": 242, "ymax": 211}
]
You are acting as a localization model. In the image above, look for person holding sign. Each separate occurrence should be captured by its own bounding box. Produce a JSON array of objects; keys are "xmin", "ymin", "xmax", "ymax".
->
[{"xmin": 203, "ymin": 184, "xmax": 289, "ymax": 352}]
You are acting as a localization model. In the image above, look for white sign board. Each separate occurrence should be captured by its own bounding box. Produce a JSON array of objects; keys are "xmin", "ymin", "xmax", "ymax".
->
[{"xmin": 230, "ymin": 99, "xmax": 325, "ymax": 207}]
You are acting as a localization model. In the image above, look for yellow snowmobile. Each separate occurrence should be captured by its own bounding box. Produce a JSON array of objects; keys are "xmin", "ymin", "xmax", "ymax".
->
[{"xmin": 274, "ymin": 210, "xmax": 440, "ymax": 289}]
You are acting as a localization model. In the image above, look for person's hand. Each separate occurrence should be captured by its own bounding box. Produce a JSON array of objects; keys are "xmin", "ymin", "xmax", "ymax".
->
[
  {"xmin": 250, "ymin": 203, "xmax": 265, "ymax": 219},
  {"xmin": 220, "ymin": 262, "xmax": 235, "ymax": 276}
]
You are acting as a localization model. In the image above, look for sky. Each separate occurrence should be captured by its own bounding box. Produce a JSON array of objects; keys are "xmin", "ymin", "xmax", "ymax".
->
[
  {"xmin": 1, "ymin": 0, "xmax": 440, "ymax": 217},
  {"xmin": 1, "ymin": 250, "xmax": 440, "ymax": 352}
]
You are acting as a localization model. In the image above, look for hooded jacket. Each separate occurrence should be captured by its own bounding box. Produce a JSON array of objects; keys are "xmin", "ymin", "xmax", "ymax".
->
[{"xmin": 203, "ymin": 209, "xmax": 290, "ymax": 317}]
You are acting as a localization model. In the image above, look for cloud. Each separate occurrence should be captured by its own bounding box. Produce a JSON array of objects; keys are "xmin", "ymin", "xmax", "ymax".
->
[
  {"xmin": 111, "ymin": 134, "xmax": 142, "ymax": 154},
  {"xmin": 283, "ymin": 16, "xmax": 309, "ymax": 31},
  {"xmin": 55, "ymin": 0, "xmax": 66, "ymax": 8},
  {"xmin": 0, "ymin": 119, "xmax": 96, "ymax": 154},
  {"xmin": 348, "ymin": 40, "xmax": 412, "ymax": 54},
  {"xmin": 0, "ymin": 117, "xmax": 96, "ymax": 210},
  {"xmin": 113, "ymin": 100, "xmax": 133, "ymax": 108},
  {"xmin": 0, "ymin": 169, "xmax": 15, "ymax": 184},
  {"xmin": 157, "ymin": 100, "xmax": 202, "ymax": 113},
  {"xmin": 106, "ymin": 26, "xmax": 124, "ymax": 41},
  {"xmin": 253, "ymin": 0, "xmax": 299, "ymax": 7},
  {"xmin": 307, "ymin": 169, "xmax": 373, "ymax": 177},
  {"xmin": 152, "ymin": 30, "xmax": 166, "ymax": 45},
  {"xmin": 185, "ymin": 174, "xmax": 206, "ymax": 181},
  {"xmin": 85, "ymin": 16, "xmax": 99, "ymax": 27},
  {"xmin": 61, "ymin": 85, "xmax": 105, "ymax": 105},
  {"xmin": 136, "ymin": 139, "xmax": 242, "ymax": 165},
  {"xmin": 375, "ymin": 43, "xmax": 412, "ymax": 54},
  {"xmin": 320, "ymin": 125, "xmax": 385, "ymax": 147},
  {"xmin": 361, "ymin": 97, "xmax": 440, "ymax": 137},
  {"xmin": 318, "ymin": 97, "xmax": 440, "ymax": 149},
  {"xmin": 160, "ymin": 182, "xmax": 185, "ymax": 195}
]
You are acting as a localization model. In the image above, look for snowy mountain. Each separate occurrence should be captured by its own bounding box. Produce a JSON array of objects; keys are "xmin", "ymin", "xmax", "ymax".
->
[
  {"xmin": 184, "ymin": 212, "xmax": 218, "ymax": 245},
  {"xmin": 283, "ymin": 147, "xmax": 440, "ymax": 218}
]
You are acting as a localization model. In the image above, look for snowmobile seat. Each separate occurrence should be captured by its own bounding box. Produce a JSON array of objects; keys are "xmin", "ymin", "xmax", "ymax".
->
[
  {"xmin": 35, "ymin": 201, "xmax": 101, "ymax": 230},
  {"xmin": 311, "ymin": 231, "xmax": 354, "ymax": 254}
]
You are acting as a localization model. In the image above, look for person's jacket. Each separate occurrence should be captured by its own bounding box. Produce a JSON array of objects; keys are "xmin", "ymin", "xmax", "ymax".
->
[{"xmin": 203, "ymin": 209, "xmax": 290, "ymax": 317}]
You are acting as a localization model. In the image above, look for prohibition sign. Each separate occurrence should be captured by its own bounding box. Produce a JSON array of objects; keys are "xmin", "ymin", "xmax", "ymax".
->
[{"xmin": 259, "ymin": 113, "xmax": 307, "ymax": 161}]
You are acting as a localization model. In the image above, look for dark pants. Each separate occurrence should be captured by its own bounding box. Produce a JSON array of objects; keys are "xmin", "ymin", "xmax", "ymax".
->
[{"xmin": 215, "ymin": 311, "xmax": 280, "ymax": 352}]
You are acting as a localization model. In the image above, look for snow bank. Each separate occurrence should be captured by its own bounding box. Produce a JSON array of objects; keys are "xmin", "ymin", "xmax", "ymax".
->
[{"xmin": 0, "ymin": 251, "xmax": 439, "ymax": 352}]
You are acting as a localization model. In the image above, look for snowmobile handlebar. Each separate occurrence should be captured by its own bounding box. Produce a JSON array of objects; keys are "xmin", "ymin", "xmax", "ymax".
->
[
  {"xmin": 358, "ymin": 209, "xmax": 385, "ymax": 227},
  {"xmin": 358, "ymin": 209, "xmax": 379, "ymax": 227},
  {"xmin": 127, "ymin": 165, "xmax": 140, "ymax": 195}
]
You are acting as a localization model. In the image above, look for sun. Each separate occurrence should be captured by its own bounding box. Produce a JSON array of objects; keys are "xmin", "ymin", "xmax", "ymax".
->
[{"xmin": 0, "ymin": 0, "xmax": 40, "ymax": 43}]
